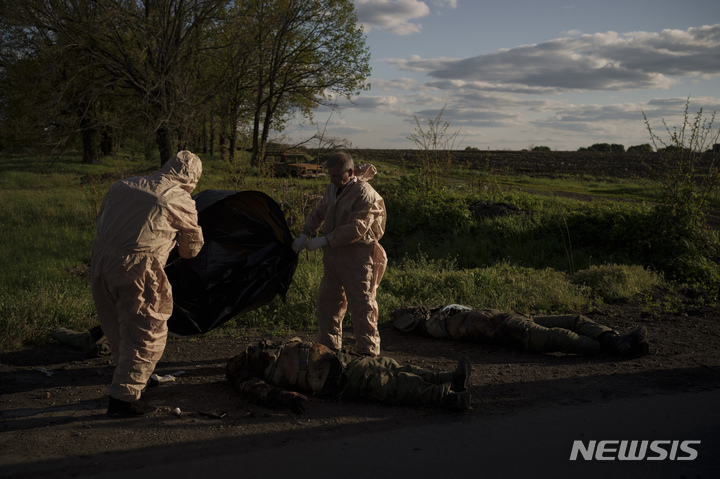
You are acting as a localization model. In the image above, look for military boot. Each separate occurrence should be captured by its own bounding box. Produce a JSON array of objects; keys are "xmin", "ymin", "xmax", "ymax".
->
[
  {"xmin": 447, "ymin": 390, "xmax": 471, "ymax": 411},
  {"xmin": 599, "ymin": 327, "xmax": 649, "ymax": 357},
  {"xmin": 452, "ymin": 355, "xmax": 472, "ymax": 392},
  {"xmin": 392, "ymin": 306, "xmax": 430, "ymax": 333}
]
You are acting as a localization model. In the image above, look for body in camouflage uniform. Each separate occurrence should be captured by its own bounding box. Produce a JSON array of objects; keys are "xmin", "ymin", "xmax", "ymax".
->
[
  {"xmin": 393, "ymin": 304, "xmax": 649, "ymax": 357},
  {"xmin": 226, "ymin": 338, "xmax": 471, "ymax": 413}
]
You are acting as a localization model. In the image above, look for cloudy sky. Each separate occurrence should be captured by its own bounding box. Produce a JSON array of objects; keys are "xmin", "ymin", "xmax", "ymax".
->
[{"xmin": 285, "ymin": 0, "xmax": 720, "ymax": 151}]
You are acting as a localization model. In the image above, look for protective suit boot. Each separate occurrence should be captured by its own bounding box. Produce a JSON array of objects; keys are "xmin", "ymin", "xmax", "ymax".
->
[
  {"xmin": 107, "ymin": 397, "xmax": 157, "ymax": 417},
  {"xmin": 447, "ymin": 390, "xmax": 471, "ymax": 411},
  {"xmin": 452, "ymin": 355, "xmax": 472, "ymax": 392},
  {"xmin": 599, "ymin": 327, "xmax": 649, "ymax": 357}
]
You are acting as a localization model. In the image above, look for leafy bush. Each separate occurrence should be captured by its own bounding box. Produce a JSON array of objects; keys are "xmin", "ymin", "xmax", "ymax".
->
[
  {"xmin": 382, "ymin": 182, "xmax": 720, "ymax": 295},
  {"xmin": 380, "ymin": 177, "xmax": 476, "ymax": 237},
  {"xmin": 571, "ymin": 264, "xmax": 662, "ymax": 303}
]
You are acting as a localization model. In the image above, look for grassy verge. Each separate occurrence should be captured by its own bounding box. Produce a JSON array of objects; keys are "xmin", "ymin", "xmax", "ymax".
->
[{"xmin": 1, "ymin": 149, "xmax": 715, "ymax": 351}]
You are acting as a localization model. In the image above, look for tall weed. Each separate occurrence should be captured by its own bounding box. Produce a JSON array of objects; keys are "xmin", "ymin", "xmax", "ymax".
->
[{"xmin": 644, "ymin": 99, "xmax": 720, "ymax": 227}]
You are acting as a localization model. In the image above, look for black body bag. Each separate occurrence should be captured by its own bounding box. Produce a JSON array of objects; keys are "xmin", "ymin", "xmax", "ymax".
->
[{"xmin": 166, "ymin": 190, "xmax": 298, "ymax": 336}]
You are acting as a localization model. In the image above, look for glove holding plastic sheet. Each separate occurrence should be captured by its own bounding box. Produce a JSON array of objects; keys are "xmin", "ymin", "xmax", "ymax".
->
[
  {"xmin": 165, "ymin": 190, "xmax": 298, "ymax": 336},
  {"xmin": 292, "ymin": 234, "xmax": 308, "ymax": 253},
  {"xmin": 306, "ymin": 236, "xmax": 328, "ymax": 251}
]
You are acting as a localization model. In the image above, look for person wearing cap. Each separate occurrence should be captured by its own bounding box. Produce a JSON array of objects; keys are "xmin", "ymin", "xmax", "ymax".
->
[
  {"xmin": 226, "ymin": 338, "xmax": 472, "ymax": 413},
  {"xmin": 91, "ymin": 151, "xmax": 204, "ymax": 417},
  {"xmin": 292, "ymin": 152, "xmax": 387, "ymax": 357},
  {"xmin": 393, "ymin": 304, "xmax": 649, "ymax": 357}
]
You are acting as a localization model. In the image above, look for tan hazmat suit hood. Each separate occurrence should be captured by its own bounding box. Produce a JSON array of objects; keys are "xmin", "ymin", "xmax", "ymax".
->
[{"xmin": 159, "ymin": 149, "xmax": 203, "ymax": 193}]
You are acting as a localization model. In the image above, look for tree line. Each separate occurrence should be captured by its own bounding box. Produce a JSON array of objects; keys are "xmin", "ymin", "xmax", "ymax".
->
[
  {"xmin": 530, "ymin": 143, "xmax": 719, "ymax": 153},
  {"xmin": 0, "ymin": 0, "xmax": 370, "ymax": 166},
  {"xmin": 528, "ymin": 143, "xmax": 653, "ymax": 152}
]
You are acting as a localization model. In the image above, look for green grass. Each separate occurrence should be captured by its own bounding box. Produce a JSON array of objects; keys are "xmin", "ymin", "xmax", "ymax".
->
[
  {"xmin": 0, "ymin": 149, "xmax": 715, "ymax": 351},
  {"xmin": 0, "ymin": 170, "xmax": 101, "ymax": 347},
  {"xmin": 498, "ymin": 175, "xmax": 667, "ymax": 203}
]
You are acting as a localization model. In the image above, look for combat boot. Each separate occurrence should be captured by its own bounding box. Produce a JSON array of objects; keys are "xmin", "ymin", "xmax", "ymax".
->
[
  {"xmin": 447, "ymin": 390, "xmax": 471, "ymax": 411},
  {"xmin": 599, "ymin": 327, "xmax": 649, "ymax": 357},
  {"xmin": 107, "ymin": 397, "xmax": 157, "ymax": 418},
  {"xmin": 391, "ymin": 305, "xmax": 430, "ymax": 321},
  {"xmin": 452, "ymin": 355, "xmax": 472, "ymax": 392},
  {"xmin": 392, "ymin": 306, "xmax": 430, "ymax": 333}
]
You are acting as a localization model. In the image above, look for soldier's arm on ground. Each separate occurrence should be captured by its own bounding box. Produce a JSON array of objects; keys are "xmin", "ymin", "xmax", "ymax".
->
[{"xmin": 226, "ymin": 350, "xmax": 308, "ymax": 414}]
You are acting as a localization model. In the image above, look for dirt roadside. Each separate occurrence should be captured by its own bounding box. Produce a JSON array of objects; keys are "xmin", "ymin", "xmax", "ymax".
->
[{"xmin": 1, "ymin": 287, "xmax": 720, "ymax": 478}]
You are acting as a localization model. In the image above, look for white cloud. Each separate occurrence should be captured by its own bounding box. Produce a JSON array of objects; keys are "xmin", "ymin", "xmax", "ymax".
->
[
  {"xmin": 414, "ymin": 106, "xmax": 518, "ymax": 126},
  {"xmin": 345, "ymin": 94, "xmax": 416, "ymax": 116},
  {"xmin": 542, "ymin": 103, "xmax": 647, "ymax": 123},
  {"xmin": 424, "ymin": 79, "xmax": 560, "ymax": 95},
  {"xmin": 430, "ymin": 0, "xmax": 457, "ymax": 8},
  {"xmin": 384, "ymin": 24, "xmax": 720, "ymax": 92},
  {"xmin": 385, "ymin": 54, "xmax": 458, "ymax": 72},
  {"xmin": 404, "ymin": 91, "xmax": 441, "ymax": 105},
  {"xmin": 370, "ymin": 77, "xmax": 418, "ymax": 91},
  {"xmin": 354, "ymin": 0, "xmax": 430, "ymax": 35}
]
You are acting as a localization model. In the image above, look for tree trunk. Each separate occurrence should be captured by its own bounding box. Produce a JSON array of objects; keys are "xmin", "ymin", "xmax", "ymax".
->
[
  {"xmin": 100, "ymin": 130, "xmax": 113, "ymax": 156},
  {"xmin": 156, "ymin": 127, "xmax": 174, "ymax": 165},
  {"xmin": 209, "ymin": 120, "xmax": 215, "ymax": 156},
  {"xmin": 251, "ymin": 109, "xmax": 261, "ymax": 167},
  {"xmin": 259, "ymin": 100, "xmax": 276, "ymax": 163},
  {"xmin": 202, "ymin": 118, "xmax": 208, "ymax": 154},
  {"xmin": 219, "ymin": 131, "xmax": 226, "ymax": 161},
  {"xmin": 81, "ymin": 121, "xmax": 100, "ymax": 164},
  {"xmin": 228, "ymin": 127, "xmax": 236, "ymax": 162}
]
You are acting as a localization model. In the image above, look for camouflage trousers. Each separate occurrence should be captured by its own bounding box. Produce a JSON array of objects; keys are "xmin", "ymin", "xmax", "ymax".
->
[
  {"xmin": 340, "ymin": 356, "xmax": 453, "ymax": 408},
  {"xmin": 500, "ymin": 313, "xmax": 613, "ymax": 355}
]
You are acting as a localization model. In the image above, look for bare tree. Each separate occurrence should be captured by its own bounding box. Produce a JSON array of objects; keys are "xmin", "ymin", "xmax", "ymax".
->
[{"xmin": 407, "ymin": 105, "xmax": 460, "ymax": 189}]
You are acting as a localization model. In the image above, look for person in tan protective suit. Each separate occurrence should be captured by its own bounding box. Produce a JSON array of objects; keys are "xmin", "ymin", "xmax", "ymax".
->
[
  {"xmin": 226, "ymin": 338, "xmax": 472, "ymax": 413},
  {"xmin": 392, "ymin": 304, "xmax": 649, "ymax": 357},
  {"xmin": 292, "ymin": 152, "xmax": 387, "ymax": 357},
  {"xmin": 91, "ymin": 151, "xmax": 204, "ymax": 417}
]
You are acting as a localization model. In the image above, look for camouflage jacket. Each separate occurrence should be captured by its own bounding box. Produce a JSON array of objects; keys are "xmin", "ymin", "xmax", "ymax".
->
[{"xmin": 226, "ymin": 338, "xmax": 350, "ymax": 409}]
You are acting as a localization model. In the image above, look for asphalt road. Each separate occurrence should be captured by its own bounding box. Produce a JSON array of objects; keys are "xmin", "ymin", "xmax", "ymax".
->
[{"xmin": 18, "ymin": 388, "xmax": 718, "ymax": 479}]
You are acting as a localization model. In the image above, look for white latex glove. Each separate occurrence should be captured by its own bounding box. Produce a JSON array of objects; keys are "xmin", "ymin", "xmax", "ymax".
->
[
  {"xmin": 306, "ymin": 236, "xmax": 328, "ymax": 251},
  {"xmin": 292, "ymin": 234, "xmax": 308, "ymax": 253}
]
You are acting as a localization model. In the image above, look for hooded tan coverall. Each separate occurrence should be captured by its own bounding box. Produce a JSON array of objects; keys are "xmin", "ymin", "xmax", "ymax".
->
[
  {"xmin": 302, "ymin": 165, "xmax": 387, "ymax": 356},
  {"xmin": 91, "ymin": 151, "xmax": 204, "ymax": 401}
]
